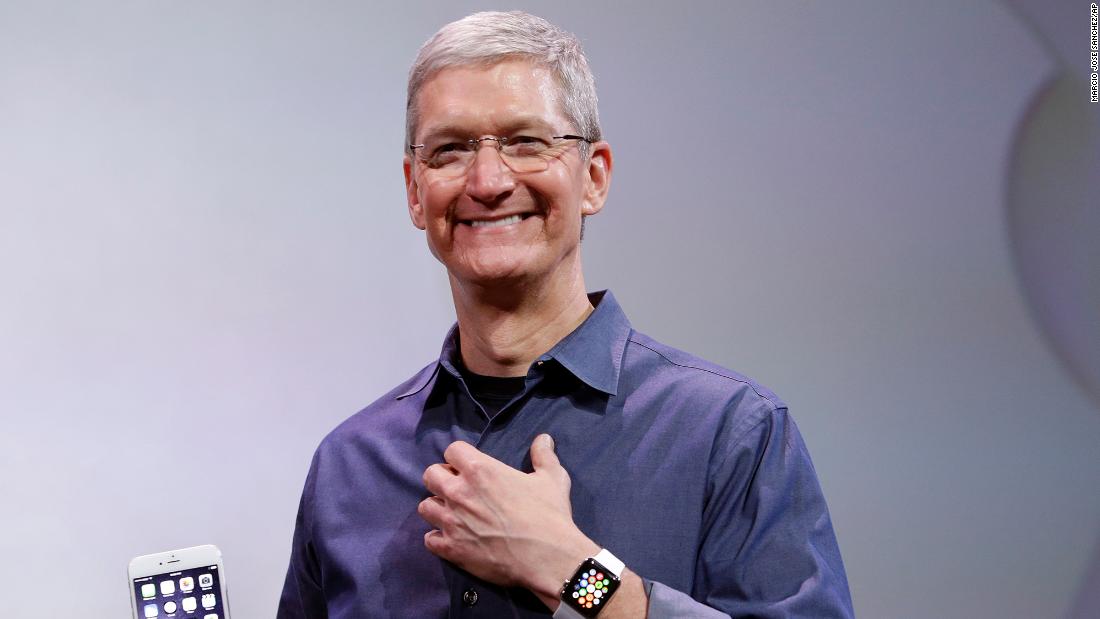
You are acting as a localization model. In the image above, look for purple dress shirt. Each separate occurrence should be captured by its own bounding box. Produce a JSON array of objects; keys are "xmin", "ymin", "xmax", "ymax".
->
[{"xmin": 278, "ymin": 290, "xmax": 854, "ymax": 618}]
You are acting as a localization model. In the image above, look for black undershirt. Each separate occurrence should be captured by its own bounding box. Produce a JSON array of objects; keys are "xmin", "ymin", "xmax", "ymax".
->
[{"xmin": 459, "ymin": 368, "xmax": 527, "ymax": 418}]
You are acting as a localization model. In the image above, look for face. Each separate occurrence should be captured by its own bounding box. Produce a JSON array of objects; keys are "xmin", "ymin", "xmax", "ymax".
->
[{"xmin": 403, "ymin": 60, "xmax": 612, "ymax": 288}]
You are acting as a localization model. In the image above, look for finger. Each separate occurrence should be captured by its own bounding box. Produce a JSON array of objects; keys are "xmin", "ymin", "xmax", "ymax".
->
[
  {"xmin": 423, "ymin": 462, "xmax": 458, "ymax": 496},
  {"xmin": 424, "ymin": 529, "xmax": 448, "ymax": 558},
  {"xmin": 445, "ymin": 441, "xmax": 506, "ymax": 483},
  {"xmin": 443, "ymin": 440, "xmax": 481, "ymax": 471},
  {"xmin": 416, "ymin": 496, "xmax": 448, "ymax": 529},
  {"xmin": 529, "ymin": 433, "xmax": 561, "ymax": 472}
]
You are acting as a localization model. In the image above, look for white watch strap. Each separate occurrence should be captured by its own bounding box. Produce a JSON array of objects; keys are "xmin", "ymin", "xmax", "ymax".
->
[
  {"xmin": 593, "ymin": 549, "xmax": 624, "ymax": 578},
  {"xmin": 553, "ymin": 602, "xmax": 586, "ymax": 619}
]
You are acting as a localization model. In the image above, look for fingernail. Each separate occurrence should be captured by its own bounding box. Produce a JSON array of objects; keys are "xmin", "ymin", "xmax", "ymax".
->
[{"xmin": 541, "ymin": 433, "xmax": 554, "ymax": 449}]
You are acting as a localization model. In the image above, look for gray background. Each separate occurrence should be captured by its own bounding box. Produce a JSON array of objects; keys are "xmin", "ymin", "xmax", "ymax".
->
[{"xmin": 1, "ymin": 1, "xmax": 1098, "ymax": 617}]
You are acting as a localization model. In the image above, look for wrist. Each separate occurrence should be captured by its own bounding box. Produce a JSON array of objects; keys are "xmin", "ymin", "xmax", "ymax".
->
[{"xmin": 528, "ymin": 532, "xmax": 600, "ymax": 608}]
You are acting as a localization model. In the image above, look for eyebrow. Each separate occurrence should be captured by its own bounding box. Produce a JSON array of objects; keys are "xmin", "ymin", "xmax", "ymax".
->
[{"xmin": 417, "ymin": 116, "xmax": 558, "ymax": 143}]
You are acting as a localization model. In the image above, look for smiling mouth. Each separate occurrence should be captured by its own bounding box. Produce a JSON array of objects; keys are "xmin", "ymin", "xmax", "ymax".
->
[{"xmin": 461, "ymin": 214, "xmax": 531, "ymax": 228}]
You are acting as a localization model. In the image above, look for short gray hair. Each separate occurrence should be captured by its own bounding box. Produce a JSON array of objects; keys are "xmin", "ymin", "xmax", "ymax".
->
[{"xmin": 405, "ymin": 11, "xmax": 601, "ymax": 153}]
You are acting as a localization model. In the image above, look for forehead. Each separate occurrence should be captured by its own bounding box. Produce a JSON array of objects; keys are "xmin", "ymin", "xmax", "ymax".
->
[{"xmin": 415, "ymin": 59, "xmax": 568, "ymax": 138}]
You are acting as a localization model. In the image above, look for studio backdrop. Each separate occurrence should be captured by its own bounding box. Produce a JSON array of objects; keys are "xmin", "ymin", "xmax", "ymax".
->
[{"xmin": 1, "ymin": 1, "xmax": 1098, "ymax": 617}]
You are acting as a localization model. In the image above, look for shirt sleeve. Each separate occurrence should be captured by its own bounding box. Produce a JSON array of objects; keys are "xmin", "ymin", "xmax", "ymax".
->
[
  {"xmin": 277, "ymin": 450, "xmax": 329, "ymax": 619},
  {"xmin": 643, "ymin": 407, "xmax": 854, "ymax": 618}
]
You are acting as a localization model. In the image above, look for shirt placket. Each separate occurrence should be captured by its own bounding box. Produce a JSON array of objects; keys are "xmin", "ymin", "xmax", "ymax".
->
[{"xmin": 444, "ymin": 360, "xmax": 550, "ymax": 618}]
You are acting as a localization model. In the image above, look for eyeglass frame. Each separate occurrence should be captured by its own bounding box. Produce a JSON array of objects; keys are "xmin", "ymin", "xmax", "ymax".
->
[{"xmin": 408, "ymin": 134, "xmax": 593, "ymax": 176}]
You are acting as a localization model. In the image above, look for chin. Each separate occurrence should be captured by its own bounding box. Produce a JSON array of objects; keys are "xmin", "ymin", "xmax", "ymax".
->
[
  {"xmin": 446, "ymin": 247, "xmax": 537, "ymax": 283},
  {"xmin": 458, "ymin": 265, "xmax": 531, "ymax": 287}
]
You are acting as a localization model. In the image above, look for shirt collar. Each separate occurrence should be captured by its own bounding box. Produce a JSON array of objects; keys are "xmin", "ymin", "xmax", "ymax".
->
[
  {"xmin": 396, "ymin": 290, "xmax": 632, "ymax": 399},
  {"xmin": 541, "ymin": 290, "xmax": 631, "ymax": 395}
]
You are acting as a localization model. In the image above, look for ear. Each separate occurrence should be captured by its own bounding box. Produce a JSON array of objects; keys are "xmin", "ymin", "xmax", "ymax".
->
[
  {"xmin": 404, "ymin": 155, "xmax": 426, "ymax": 230},
  {"xmin": 580, "ymin": 141, "xmax": 613, "ymax": 216}
]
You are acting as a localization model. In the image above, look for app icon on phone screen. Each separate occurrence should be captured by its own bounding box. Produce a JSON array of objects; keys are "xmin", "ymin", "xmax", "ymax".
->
[
  {"xmin": 141, "ymin": 583, "xmax": 156, "ymax": 599},
  {"xmin": 180, "ymin": 576, "xmax": 194, "ymax": 592},
  {"xmin": 163, "ymin": 601, "xmax": 177, "ymax": 614},
  {"xmin": 143, "ymin": 603, "xmax": 158, "ymax": 618},
  {"xmin": 202, "ymin": 593, "xmax": 216, "ymax": 609},
  {"xmin": 198, "ymin": 573, "xmax": 213, "ymax": 588},
  {"xmin": 182, "ymin": 596, "xmax": 197, "ymax": 612},
  {"xmin": 160, "ymin": 580, "xmax": 175, "ymax": 595}
]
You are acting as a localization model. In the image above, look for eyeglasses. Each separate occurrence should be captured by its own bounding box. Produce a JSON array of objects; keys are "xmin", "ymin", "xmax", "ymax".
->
[{"xmin": 409, "ymin": 134, "xmax": 592, "ymax": 178}]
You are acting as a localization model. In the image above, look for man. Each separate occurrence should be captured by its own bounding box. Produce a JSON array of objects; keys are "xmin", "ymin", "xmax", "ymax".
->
[{"xmin": 279, "ymin": 11, "xmax": 853, "ymax": 618}]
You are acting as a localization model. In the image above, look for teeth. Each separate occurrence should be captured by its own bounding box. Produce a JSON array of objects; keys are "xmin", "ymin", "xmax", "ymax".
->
[{"xmin": 469, "ymin": 214, "xmax": 522, "ymax": 228}]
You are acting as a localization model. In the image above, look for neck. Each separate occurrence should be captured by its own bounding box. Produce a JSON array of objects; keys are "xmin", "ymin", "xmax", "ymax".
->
[{"xmin": 449, "ymin": 265, "xmax": 594, "ymax": 377}]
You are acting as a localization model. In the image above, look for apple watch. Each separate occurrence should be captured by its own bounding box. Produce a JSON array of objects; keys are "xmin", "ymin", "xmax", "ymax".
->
[{"xmin": 553, "ymin": 549, "xmax": 624, "ymax": 618}]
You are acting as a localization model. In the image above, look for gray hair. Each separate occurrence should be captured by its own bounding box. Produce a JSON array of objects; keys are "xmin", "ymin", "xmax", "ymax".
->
[{"xmin": 405, "ymin": 11, "xmax": 601, "ymax": 153}]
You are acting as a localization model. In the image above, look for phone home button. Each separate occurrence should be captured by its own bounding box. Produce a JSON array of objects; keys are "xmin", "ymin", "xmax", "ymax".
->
[{"xmin": 462, "ymin": 588, "xmax": 478, "ymax": 606}]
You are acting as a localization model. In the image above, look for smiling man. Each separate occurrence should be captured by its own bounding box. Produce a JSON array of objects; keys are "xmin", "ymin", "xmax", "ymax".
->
[{"xmin": 278, "ymin": 11, "xmax": 853, "ymax": 619}]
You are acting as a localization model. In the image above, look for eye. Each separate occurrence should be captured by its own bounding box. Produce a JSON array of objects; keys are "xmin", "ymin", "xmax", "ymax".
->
[
  {"xmin": 432, "ymin": 142, "xmax": 468, "ymax": 155},
  {"xmin": 428, "ymin": 142, "xmax": 473, "ymax": 166},
  {"xmin": 503, "ymin": 135, "xmax": 550, "ymax": 156}
]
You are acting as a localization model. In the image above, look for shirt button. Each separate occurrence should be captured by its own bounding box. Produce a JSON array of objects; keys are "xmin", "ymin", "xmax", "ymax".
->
[{"xmin": 462, "ymin": 588, "xmax": 479, "ymax": 606}]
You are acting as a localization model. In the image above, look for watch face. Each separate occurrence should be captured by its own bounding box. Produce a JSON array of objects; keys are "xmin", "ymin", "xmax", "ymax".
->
[{"xmin": 562, "ymin": 558, "xmax": 620, "ymax": 617}]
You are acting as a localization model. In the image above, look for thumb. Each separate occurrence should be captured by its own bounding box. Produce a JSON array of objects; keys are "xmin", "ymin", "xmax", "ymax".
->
[{"xmin": 529, "ymin": 433, "xmax": 561, "ymax": 472}]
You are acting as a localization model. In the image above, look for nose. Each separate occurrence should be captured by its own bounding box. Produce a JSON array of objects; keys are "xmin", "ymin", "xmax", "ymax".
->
[{"xmin": 464, "ymin": 142, "xmax": 515, "ymax": 204}]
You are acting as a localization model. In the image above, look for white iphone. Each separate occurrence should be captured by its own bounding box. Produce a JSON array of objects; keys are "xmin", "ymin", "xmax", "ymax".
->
[{"xmin": 128, "ymin": 544, "xmax": 231, "ymax": 619}]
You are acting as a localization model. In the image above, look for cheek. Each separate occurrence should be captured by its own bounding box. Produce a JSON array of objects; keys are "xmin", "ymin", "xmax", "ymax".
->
[
  {"xmin": 530, "ymin": 170, "xmax": 584, "ymax": 217},
  {"xmin": 420, "ymin": 182, "xmax": 460, "ymax": 223}
]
